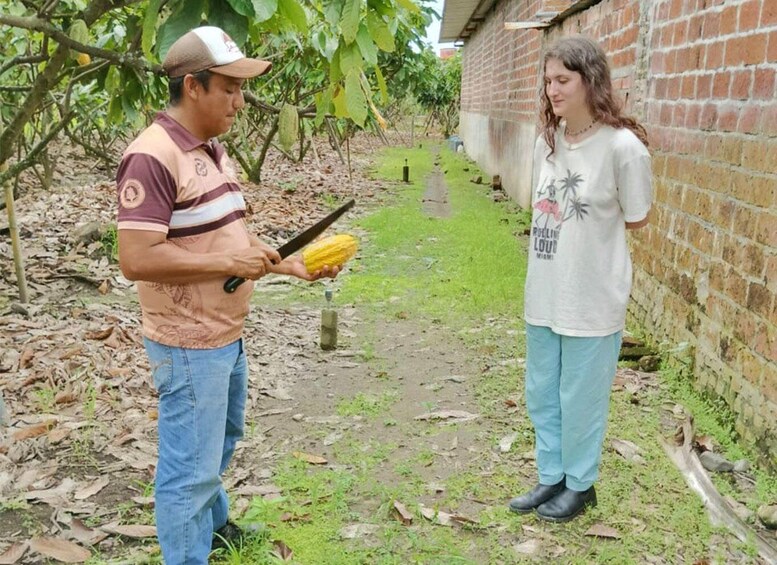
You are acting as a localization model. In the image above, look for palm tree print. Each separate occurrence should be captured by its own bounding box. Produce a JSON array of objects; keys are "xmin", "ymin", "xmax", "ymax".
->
[
  {"xmin": 565, "ymin": 197, "xmax": 590, "ymax": 222},
  {"xmin": 533, "ymin": 169, "xmax": 588, "ymax": 229}
]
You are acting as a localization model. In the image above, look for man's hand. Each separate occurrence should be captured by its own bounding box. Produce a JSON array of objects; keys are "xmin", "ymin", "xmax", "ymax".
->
[
  {"xmin": 250, "ymin": 237, "xmax": 282, "ymax": 263},
  {"xmin": 273, "ymin": 254, "xmax": 341, "ymax": 281},
  {"xmin": 229, "ymin": 246, "xmax": 280, "ymax": 280}
]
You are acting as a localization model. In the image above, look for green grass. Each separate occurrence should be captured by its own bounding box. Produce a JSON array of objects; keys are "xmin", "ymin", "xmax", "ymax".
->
[
  {"xmin": 338, "ymin": 146, "xmax": 530, "ymax": 325},
  {"xmin": 336, "ymin": 390, "xmax": 399, "ymax": 418}
]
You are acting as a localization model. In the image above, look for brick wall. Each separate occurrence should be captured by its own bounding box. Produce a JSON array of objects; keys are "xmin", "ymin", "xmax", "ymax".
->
[{"xmin": 458, "ymin": 0, "xmax": 777, "ymax": 465}]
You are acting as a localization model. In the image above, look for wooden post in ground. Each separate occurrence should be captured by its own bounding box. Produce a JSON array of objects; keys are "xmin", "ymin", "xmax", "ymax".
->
[{"xmin": 1, "ymin": 163, "xmax": 29, "ymax": 303}]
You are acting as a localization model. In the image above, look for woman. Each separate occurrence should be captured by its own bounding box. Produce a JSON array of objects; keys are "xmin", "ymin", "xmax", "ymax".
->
[{"xmin": 508, "ymin": 36, "xmax": 652, "ymax": 522}]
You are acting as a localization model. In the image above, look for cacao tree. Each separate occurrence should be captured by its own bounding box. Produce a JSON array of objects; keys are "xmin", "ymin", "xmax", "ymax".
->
[{"xmin": 0, "ymin": 0, "xmax": 432, "ymax": 188}]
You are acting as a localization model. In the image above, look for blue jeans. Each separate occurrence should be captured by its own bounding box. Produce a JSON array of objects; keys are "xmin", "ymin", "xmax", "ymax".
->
[
  {"xmin": 144, "ymin": 338, "xmax": 248, "ymax": 565},
  {"xmin": 525, "ymin": 324, "xmax": 622, "ymax": 491}
]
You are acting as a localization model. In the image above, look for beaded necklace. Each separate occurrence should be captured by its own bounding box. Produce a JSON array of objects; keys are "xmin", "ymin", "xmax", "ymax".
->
[{"xmin": 565, "ymin": 119, "xmax": 598, "ymax": 137}]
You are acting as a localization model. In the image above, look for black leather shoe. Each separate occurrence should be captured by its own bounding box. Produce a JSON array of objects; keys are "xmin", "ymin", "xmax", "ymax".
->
[
  {"xmin": 508, "ymin": 479, "xmax": 565, "ymax": 514},
  {"xmin": 212, "ymin": 521, "xmax": 268, "ymax": 551},
  {"xmin": 536, "ymin": 486, "xmax": 597, "ymax": 522}
]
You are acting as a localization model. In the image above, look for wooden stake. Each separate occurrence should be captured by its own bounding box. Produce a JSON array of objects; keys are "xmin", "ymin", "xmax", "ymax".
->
[{"xmin": 2, "ymin": 163, "xmax": 29, "ymax": 303}]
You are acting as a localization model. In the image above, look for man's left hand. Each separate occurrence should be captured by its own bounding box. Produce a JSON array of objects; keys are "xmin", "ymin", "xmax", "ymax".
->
[{"xmin": 274, "ymin": 254, "xmax": 341, "ymax": 281}]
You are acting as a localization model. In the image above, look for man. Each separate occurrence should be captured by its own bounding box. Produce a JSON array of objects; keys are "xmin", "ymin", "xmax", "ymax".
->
[{"xmin": 116, "ymin": 26, "xmax": 338, "ymax": 564}]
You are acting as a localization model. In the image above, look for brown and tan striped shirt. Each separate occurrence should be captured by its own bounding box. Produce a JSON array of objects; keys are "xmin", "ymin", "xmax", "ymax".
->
[{"xmin": 116, "ymin": 112, "xmax": 254, "ymax": 349}]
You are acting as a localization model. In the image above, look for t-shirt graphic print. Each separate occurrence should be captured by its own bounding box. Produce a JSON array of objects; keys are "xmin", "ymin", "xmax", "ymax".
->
[{"xmin": 531, "ymin": 169, "xmax": 588, "ymax": 261}]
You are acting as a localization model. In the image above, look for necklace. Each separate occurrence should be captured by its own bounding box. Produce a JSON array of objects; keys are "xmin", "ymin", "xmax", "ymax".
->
[{"xmin": 565, "ymin": 119, "xmax": 597, "ymax": 137}]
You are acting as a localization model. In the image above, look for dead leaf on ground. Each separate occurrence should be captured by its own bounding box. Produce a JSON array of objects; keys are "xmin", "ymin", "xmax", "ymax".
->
[
  {"xmin": 13, "ymin": 419, "xmax": 57, "ymax": 441},
  {"xmin": 611, "ymin": 438, "xmax": 646, "ymax": 464},
  {"xmin": 19, "ymin": 348, "xmax": 35, "ymax": 369},
  {"xmin": 339, "ymin": 523, "xmax": 378, "ymax": 539},
  {"xmin": 514, "ymin": 538, "xmax": 540, "ymax": 555},
  {"xmin": 292, "ymin": 451, "xmax": 327, "ymax": 465},
  {"xmin": 504, "ymin": 399, "xmax": 517, "ymax": 408},
  {"xmin": 414, "ymin": 410, "xmax": 480, "ymax": 422},
  {"xmin": 100, "ymin": 523, "xmax": 157, "ymax": 538},
  {"xmin": 272, "ymin": 540, "xmax": 293, "ymax": 561},
  {"xmin": 29, "ymin": 538, "xmax": 90, "ymax": 563},
  {"xmin": 66, "ymin": 519, "xmax": 109, "ymax": 545},
  {"xmin": 280, "ymin": 512, "xmax": 311, "ymax": 523},
  {"xmin": 392, "ymin": 501, "xmax": 413, "ymax": 525},
  {"xmin": 48, "ymin": 427, "xmax": 72, "ymax": 444},
  {"xmin": 584, "ymin": 523, "xmax": 621, "ymax": 539},
  {"xmin": 693, "ymin": 434, "xmax": 715, "ymax": 453},
  {"xmin": 85, "ymin": 327, "xmax": 114, "ymax": 340},
  {"xmin": 74, "ymin": 476, "xmax": 110, "ymax": 500},
  {"xmin": 0, "ymin": 542, "xmax": 28, "ymax": 565},
  {"xmin": 498, "ymin": 432, "xmax": 519, "ymax": 453}
]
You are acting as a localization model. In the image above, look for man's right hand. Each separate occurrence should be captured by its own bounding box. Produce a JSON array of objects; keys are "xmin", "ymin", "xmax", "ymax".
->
[{"xmin": 228, "ymin": 246, "xmax": 279, "ymax": 279}]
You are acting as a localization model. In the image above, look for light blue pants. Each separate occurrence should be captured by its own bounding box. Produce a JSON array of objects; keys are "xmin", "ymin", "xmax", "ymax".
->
[
  {"xmin": 525, "ymin": 324, "xmax": 621, "ymax": 491},
  {"xmin": 144, "ymin": 338, "xmax": 248, "ymax": 565}
]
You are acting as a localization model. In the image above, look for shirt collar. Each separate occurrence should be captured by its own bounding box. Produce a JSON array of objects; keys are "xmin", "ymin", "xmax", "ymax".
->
[{"xmin": 155, "ymin": 111, "xmax": 211, "ymax": 152}]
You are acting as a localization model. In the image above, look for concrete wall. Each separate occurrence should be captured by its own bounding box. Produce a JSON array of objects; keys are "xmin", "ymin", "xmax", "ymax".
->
[{"xmin": 459, "ymin": 0, "xmax": 777, "ymax": 465}]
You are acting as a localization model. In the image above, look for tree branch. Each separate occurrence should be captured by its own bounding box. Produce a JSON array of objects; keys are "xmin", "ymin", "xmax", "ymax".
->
[
  {"xmin": 0, "ymin": 14, "xmax": 161, "ymax": 75},
  {"xmin": 0, "ymin": 112, "xmax": 73, "ymax": 186},
  {"xmin": 0, "ymin": 54, "xmax": 49, "ymax": 78}
]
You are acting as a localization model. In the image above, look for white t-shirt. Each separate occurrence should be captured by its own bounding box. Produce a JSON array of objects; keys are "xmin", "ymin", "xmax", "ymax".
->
[{"xmin": 524, "ymin": 125, "xmax": 652, "ymax": 336}]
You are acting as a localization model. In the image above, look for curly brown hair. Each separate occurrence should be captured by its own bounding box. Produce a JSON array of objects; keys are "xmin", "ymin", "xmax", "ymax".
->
[{"xmin": 541, "ymin": 36, "xmax": 648, "ymax": 156}]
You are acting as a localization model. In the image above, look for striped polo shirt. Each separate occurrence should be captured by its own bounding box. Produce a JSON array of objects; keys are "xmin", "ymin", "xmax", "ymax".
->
[{"xmin": 116, "ymin": 112, "xmax": 254, "ymax": 349}]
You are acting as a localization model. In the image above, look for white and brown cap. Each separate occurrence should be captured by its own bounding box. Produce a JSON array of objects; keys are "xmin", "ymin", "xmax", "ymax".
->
[{"xmin": 162, "ymin": 26, "xmax": 272, "ymax": 79}]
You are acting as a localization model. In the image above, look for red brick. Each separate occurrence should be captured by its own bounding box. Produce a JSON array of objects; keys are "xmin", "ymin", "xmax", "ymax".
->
[
  {"xmin": 725, "ymin": 270, "xmax": 749, "ymax": 306},
  {"xmin": 705, "ymin": 42, "xmax": 724, "ymax": 69},
  {"xmin": 696, "ymin": 73, "xmax": 713, "ymax": 97},
  {"xmin": 732, "ymin": 203, "xmax": 759, "ymax": 240},
  {"xmin": 720, "ymin": 5, "xmax": 738, "ymax": 35},
  {"xmin": 726, "ymin": 34, "xmax": 769, "ymax": 67},
  {"xmin": 685, "ymin": 103, "xmax": 702, "ymax": 128},
  {"xmin": 770, "ymin": 30, "xmax": 777, "ymax": 62},
  {"xmin": 738, "ymin": 0, "xmax": 761, "ymax": 31},
  {"xmin": 712, "ymin": 71, "xmax": 731, "ymax": 98},
  {"xmin": 700, "ymin": 103, "xmax": 718, "ymax": 130},
  {"xmin": 765, "ymin": 254, "xmax": 777, "ymax": 293},
  {"xmin": 703, "ymin": 11, "xmax": 722, "ymax": 39},
  {"xmin": 669, "ymin": 0, "xmax": 683, "ymax": 19},
  {"xmin": 730, "ymin": 69, "xmax": 752, "ymax": 99},
  {"xmin": 753, "ymin": 68, "xmax": 776, "ymax": 100},
  {"xmin": 737, "ymin": 104, "xmax": 761, "ymax": 134},
  {"xmin": 717, "ymin": 106, "xmax": 739, "ymax": 132},
  {"xmin": 760, "ymin": 105, "xmax": 777, "ymax": 137},
  {"xmin": 673, "ymin": 20, "xmax": 689, "ymax": 46},
  {"xmin": 688, "ymin": 14, "xmax": 704, "ymax": 42},
  {"xmin": 747, "ymin": 281, "xmax": 773, "ymax": 321},
  {"xmin": 681, "ymin": 74, "xmax": 696, "ymax": 99},
  {"xmin": 762, "ymin": 0, "xmax": 777, "ymax": 26},
  {"xmin": 749, "ymin": 176, "xmax": 777, "ymax": 208},
  {"xmin": 741, "ymin": 139, "xmax": 777, "ymax": 174},
  {"xmin": 755, "ymin": 211, "xmax": 777, "ymax": 248},
  {"xmin": 741, "ymin": 241, "xmax": 766, "ymax": 278}
]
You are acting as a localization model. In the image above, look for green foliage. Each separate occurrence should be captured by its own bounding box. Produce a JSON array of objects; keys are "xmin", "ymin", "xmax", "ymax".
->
[{"xmin": 0, "ymin": 0, "xmax": 432, "ymax": 185}]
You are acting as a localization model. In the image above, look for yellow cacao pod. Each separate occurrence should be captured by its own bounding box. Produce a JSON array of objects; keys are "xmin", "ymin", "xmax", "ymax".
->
[
  {"xmin": 77, "ymin": 53, "xmax": 91, "ymax": 66},
  {"xmin": 302, "ymin": 234, "xmax": 358, "ymax": 273}
]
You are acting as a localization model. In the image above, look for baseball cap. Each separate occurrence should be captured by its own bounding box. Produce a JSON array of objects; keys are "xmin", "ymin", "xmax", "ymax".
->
[{"xmin": 162, "ymin": 26, "xmax": 272, "ymax": 79}]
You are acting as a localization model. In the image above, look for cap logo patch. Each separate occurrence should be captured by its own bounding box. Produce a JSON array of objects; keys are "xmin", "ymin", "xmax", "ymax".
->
[
  {"xmin": 119, "ymin": 178, "xmax": 146, "ymax": 209},
  {"xmin": 221, "ymin": 32, "xmax": 240, "ymax": 54}
]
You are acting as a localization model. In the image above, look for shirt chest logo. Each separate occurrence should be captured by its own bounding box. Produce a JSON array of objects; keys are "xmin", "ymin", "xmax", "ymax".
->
[{"xmin": 194, "ymin": 158, "xmax": 208, "ymax": 177}]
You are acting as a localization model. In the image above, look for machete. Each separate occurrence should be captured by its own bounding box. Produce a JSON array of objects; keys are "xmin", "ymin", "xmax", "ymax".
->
[{"xmin": 223, "ymin": 198, "xmax": 355, "ymax": 293}]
